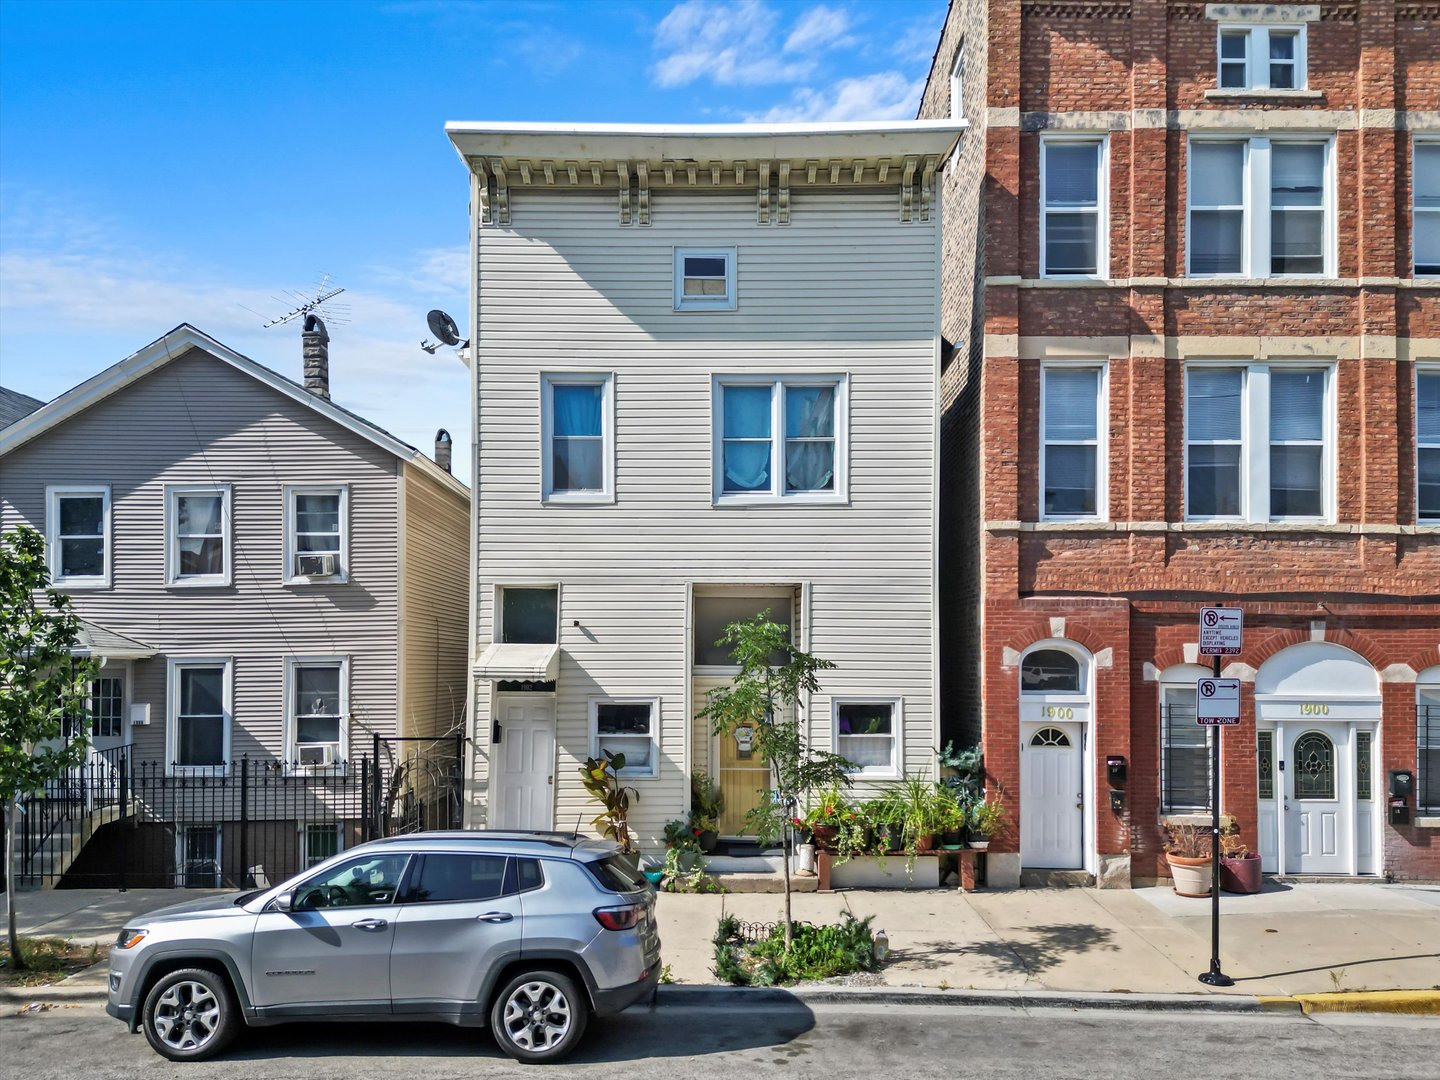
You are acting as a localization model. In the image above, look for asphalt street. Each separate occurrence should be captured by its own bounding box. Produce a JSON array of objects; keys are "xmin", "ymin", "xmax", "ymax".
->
[{"xmin": 4, "ymin": 999, "xmax": 1439, "ymax": 1080}]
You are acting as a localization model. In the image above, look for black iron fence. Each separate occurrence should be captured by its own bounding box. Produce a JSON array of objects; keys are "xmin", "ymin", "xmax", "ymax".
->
[
  {"xmin": 1421, "ymin": 704, "xmax": 1439, "ymax": 815},
  {"xmin": 4, "ymin": 735, "xmax": 464, "ymax": 890}
]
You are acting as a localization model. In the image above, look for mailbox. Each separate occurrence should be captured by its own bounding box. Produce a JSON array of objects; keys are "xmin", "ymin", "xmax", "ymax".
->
[
  {"xmin": 1106, "ymin": 755, "xmax": 1127, "ymax": 786},
  {"xmin": 1388, "ymin": 770, "xmax": 1414, "ymax": 825}
]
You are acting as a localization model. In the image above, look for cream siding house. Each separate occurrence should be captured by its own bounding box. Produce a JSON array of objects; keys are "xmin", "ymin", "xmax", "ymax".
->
[{"xmin": 447, "ymin": 123, "xmax": 964, "ymax": 851}]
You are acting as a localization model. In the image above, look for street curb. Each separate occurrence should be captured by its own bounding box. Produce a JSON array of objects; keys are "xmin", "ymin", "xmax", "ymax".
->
[
  {"xmin": 659, "ymin": 985, "xmax": 1281, "ymax": 1014},
  {"xmin": 0, "ymin": 962, "xmax": 109, "ymax": 1006},
  {"xmin": 1272, "ymin": 990, "xmax": 1440, "ymax": 1017}
]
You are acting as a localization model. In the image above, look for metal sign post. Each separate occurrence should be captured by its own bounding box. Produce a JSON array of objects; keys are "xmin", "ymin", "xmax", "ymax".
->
[{"xmin": 1196, "ymin": 606, "xmax": 1242, "ymax": 988}]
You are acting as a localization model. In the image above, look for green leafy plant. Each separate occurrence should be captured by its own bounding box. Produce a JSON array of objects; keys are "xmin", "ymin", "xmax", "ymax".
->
[
  {"xmin": 696, "ymin": 611, "xmax": 849, "ymax": 950},
  {"xmin": 663, "ymin": 817, "xmax": 702, "ymax": 853},
  {"xmin": 968, "ymin": 797, "xmax": 1009, "ymax": 839},
  {"xmin": 578, "ymin": 750, "xmax": 639, "ymax": 854},
  {"xmin": 1, "ymin": 526, "xmax": 95, "ymax": 970},
  {"xmin": 690, "ymin": 770, "xmax": 723, "ymax": 833},
  {"xmin": 712, "ymin": 912, "xmax": 880, "ymax": 986}
]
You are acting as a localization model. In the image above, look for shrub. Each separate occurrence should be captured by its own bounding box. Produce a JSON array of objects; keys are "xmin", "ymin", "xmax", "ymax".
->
[{"xmin": 712, "ymin": 912, "xmax": 879, "ymax": 986}]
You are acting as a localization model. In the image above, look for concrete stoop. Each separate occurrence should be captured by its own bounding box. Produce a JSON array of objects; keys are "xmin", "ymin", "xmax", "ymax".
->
[{"xmin": 1020, "ymin": 869, "xmax": 1096, "ymax": 888}]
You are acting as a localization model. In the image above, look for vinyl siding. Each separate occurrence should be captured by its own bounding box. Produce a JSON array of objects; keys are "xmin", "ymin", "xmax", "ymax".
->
[
  {"xmin": 399, "ymin": 462, "xmax": 471, "ymax": 741},
  {"xmin": 0, "ymin": 347, "xmax": 402, "ymax": 768},
  {"xmin": 471, "ymin": 187, "xmax": 939, "ymax": 850}
]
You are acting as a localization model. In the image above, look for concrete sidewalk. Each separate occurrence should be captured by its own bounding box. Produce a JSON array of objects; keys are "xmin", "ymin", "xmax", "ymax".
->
[{"xmin": 3, "ymin": 881, "xmax": 1437, "ymax": 1001}]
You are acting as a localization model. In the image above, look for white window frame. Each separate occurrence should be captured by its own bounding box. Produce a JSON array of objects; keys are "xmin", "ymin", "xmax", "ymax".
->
[
  {"xmin": 673, "ymin": 247, "xmax": 737, "ymax": 311},
  {"xmin": 177, "ymin": 824, "xmax": 222, "ymax": 888},
  {"xmin": 1159, "ymin": 674, "xmax": 1214, "ymax": 815},
  {"xmin": 540, "ymin": 372, "xmax": 615, "ymax": 504},
  {"xmin": 1186, "ymin": 136, "xmax": 1335, "ymax": 279},
  {"xmin": 1418, "ymin": 364, "xmax": 1440, "ymax": 524},
  {"xmin": 1415, "ymin": 137, "xmax": 1440, "ymax": 278},
  {"xmin": 1184, "ymin": 365, "xmax": 1248, "ymax": 521},
  {"xmin": 282, "ymin": 483, "xmax": 349, "ymax": 584},
  {"xmin": 949, "ymin": 39, "xmax": 964, "ymax": 120},
  {"xmin": 1216, "ymin": 24, "xmax": 1307, "ymax": 92},
  {"xmin": 1183, "ymin": 360, "xmax": 1335, "ymax": 524},
  {"xmin": 166, "ymin": 658, "xmax": 232, "ymax": 777},
  {"xmin": 833, "ymin": 698, "xmax": 902, "ymax": 780},
  {"xmin": 1039, "ymin": 361, "xmax": 1108, "ymax": 522},
  {"xmin": 284, "ymin": 656, "xmax": 349, "ymax": 772},
  {"xmin": 45, "ymin": 485, "xmax": 111, "ymax": 589},
  {"xmin": 89, "ymin": 674, "xmax": 126, "ymax": 740},
  {"xmin": 1040, "ymin": 134, "xmax": 1109, "ymax": 280},
  {"xmin": 165, "ymin": 483, "xmax": 232, "ymax": 587},
  {"xmin": 588, "ymin": 697, "xmax": 661, "ymax": 779},
  {"xmin": 711, "ymin": 375, "xmax": 849, "ymax": 505},
  {"xmin": 300, "ymin": 822, "xmax": 344, "ymax": 869}
]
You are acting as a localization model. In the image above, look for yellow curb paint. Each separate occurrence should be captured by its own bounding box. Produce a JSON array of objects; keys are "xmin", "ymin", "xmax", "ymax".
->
[{"xmin": 1289, "ymin": 991, "xmax": 1440, "ymax": 1017}]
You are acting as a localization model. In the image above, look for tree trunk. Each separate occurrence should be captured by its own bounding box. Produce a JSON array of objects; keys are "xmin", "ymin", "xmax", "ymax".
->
[{"xmin": 6, "ymin": 797, "xmax": 24, "ymax": 970}]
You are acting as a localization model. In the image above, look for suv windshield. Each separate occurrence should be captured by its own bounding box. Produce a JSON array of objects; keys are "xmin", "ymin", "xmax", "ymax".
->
[{"xmin": 585, "ymin": 854, "xmax": 645, "ymax": 893}]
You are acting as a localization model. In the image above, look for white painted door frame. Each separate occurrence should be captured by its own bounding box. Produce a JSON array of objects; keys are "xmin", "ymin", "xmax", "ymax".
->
[
  {"xmin": 1019, "ymin": 718, "xmax": 1091, "ymax": 871},
  {"xmin": 489, "ymin": 692, "xmax": 557, "ymax": 831}
]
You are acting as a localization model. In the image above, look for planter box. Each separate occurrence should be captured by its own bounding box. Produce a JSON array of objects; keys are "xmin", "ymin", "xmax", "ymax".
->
[{"xmin": 829, "ymin": 854, "xmax": 941, "ymax": 890}]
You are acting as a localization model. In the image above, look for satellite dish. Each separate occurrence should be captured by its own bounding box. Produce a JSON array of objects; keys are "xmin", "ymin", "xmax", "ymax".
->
[{"xmin": 427, "ymin": 309, "xmax": 462, "ymax": 347}]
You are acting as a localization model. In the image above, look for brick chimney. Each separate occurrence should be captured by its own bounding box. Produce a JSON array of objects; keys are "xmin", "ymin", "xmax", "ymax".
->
[
  {"xmin": 435, "ymin": 428, "xmax": 453, "ymax": 474},
  {"xmin": 302, "ymin": 314, "xmax": 330, "ymax": 400}
]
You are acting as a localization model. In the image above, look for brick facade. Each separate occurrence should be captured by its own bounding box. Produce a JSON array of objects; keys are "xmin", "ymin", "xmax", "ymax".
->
[{"xmin": 922, "ymin": 0, "xmax": 1440, "ymax": 885}]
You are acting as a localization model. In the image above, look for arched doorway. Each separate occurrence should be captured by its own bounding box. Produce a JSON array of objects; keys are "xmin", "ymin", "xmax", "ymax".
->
[
  {"xmin": 1019, "ymin": 642, "xmax": 1092, "ymax": 870},
  {"xmin": 1255, "ymin": 642, "xmax": 1381, "ymax": 875}
]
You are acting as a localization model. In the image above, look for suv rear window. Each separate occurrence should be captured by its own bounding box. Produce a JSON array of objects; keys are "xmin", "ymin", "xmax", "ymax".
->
[{"xmin": 584, "ymin": 854, "xmax": 645, "ymax": 893}]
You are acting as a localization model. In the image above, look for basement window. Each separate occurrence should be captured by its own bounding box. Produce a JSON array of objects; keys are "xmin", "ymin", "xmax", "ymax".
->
[{"xmin": 674, "ymin": 248, "xmax": 736, "ymax": 311}]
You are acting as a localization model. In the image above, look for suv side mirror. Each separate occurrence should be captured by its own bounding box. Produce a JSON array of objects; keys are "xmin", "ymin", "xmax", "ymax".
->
[{"xmin": 273, "ymin": 890, "xmax": 295, "ymax": 913}]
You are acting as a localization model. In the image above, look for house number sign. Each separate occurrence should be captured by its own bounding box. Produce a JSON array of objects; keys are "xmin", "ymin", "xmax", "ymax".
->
[
  {"xmin": 1299, "ymin": 703, "xmax": 1330, "ymax": 716},
  {"xmin": 1041, "ymin": 706, "xmax": 1075, "ymax": 719}
]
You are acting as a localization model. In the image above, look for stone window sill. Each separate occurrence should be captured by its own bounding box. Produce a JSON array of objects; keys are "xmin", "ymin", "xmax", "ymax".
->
[
  {"xmin": 1414, "ymin": 817, "xmax": 1440, "ymax": 829},
  {"xmin": 1204, "ymin": 89, "xmax": 1325, "ymax": 102}
]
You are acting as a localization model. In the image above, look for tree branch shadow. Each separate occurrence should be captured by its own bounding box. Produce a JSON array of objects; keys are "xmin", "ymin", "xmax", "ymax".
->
[{"xmin": 890, "ymin": 923, "xmax": 1119, "ymax": 977}]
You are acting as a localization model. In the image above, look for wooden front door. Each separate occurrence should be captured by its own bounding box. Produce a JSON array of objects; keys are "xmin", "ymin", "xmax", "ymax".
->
[{"xmin": 715, "ymin": 720, "xmax": 771, "ymax": 837}]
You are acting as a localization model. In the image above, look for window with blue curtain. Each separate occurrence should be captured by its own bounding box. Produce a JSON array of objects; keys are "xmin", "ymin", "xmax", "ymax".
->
[
  {"xmin": 784, "ymin": 385, "xmax": 835, "ymax": 492},
  {"xmin": 722, "ymin": 385, "xmax": 772, "ymax": 493},
  {"xmin": 1042, "ymin": 366, "xmax": 1101, "ymax": 517},
  {"xmin": 550, "ymin": 381, "xmax": 604, "ymax": 493}
]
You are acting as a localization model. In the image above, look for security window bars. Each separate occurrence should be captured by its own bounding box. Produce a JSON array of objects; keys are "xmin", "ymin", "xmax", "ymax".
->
[
  {"xmin": 1419, "ymin": 688, "xmax": 1440, "ymax": 814},
  {"xmin": 90, "ymin": 676, "xmax": 123, "ymax": 739},
  {"xmin": 674, "ymin": 248, "xmax": 736, "ymax": 310},
  {"xmin": 835, "ymin": 700, "xmax": 899, "ymax": 778},
  {"xmin": 1042, "ymin": 138, "xmax": 1105, "ymax": 277},
  {"xmin": 714, "ymin": 377, "xmax": 844, "ymax": 501},
  {"xmin": 181, "ymin": 826, "xmax": 221, "ymax": 889},
  {"xmin": 591, "ymin": 699, "xmax": 658, "ymax": 778},
  {"xmin": 47, "ymin": 487, "xmax": 109, "ymax": 586},
  {"xmin": 542, "ymin": 374, "xmax": 612, "ymax": 501},
  {"xmin": 1161, "ymin": 688, "xmax": 1211, "ymax": 813},
  {"xmin": 1041, "ymin": 365, "xmax": 1103, "ymax": 519},
  {"xmin": 1419, "ymin": 369, "xmax": 1440, "ymax": 522},
  {"xmin": 1417, "ymin": 142, "xmax": 1440, "ymax": 276},
  {"xmin": 1216, "ymin": 25, "xmax": 1305, "ymax": 91},
  {"xmin": 301, "ymin": 823, "xmax": 342, "ymax": 869}
]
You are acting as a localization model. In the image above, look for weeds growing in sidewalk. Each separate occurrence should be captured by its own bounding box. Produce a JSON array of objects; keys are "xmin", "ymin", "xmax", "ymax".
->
[
  {"xmin": 713, "ymin": 912, "xmax": 880, "ymax": 987},
  {"xmin": 0, "ymin": 937, "xmax": 98, "ymax": 986}
]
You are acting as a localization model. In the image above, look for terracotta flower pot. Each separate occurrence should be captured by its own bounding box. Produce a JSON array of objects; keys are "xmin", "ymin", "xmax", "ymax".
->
[
  {"xmin": 1167, "ymin": 853, "xmax": 1213, "ymax": 898},
  {"xmin": 810, "ymin": 824, "xmax": 839, "ymax": 853},
  {"xmin": 915, "ymin": 833, "xmax": 936, "ymax": 853},
  {"xmin": 1220, "ymin": 852, "xmax": 1262, "ymax": 894}
]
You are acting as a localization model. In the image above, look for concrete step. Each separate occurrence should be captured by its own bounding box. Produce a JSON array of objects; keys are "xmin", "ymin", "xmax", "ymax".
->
[
  {"xmin": 711, "ymin": 872, "xmax": 819, "ymax": 894},
  {"xmin": 1021, "ymin": 869, "xmax": 1096, "ymax": 888},
  {"xmin": 704, "ymin": 854, "xmax": 786, "ymax": 874}
]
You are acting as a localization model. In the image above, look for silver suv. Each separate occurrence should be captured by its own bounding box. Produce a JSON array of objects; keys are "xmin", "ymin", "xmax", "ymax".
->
[{"xmin": 105, "ymin": 832, "xmax": 661, "ymax": 1064}]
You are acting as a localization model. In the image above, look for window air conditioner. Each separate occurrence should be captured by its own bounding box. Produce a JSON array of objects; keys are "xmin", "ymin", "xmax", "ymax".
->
[
  {"xmin": 297, "ymin": 554, "xmax": 337, "ymax": 577},
  {"xmin": 297, "ymin": 744, "xmax": 336, "ymax": 768}
]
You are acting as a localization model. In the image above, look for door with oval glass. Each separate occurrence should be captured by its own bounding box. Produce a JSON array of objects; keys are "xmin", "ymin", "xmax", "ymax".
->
[
  {"xmin": 1284, "ymin": 726, "xmax": 1351, "ymax": 875},
  {"xmin": 1020, "ymin": 722, "xmax": 1084, "ymax": 869}
]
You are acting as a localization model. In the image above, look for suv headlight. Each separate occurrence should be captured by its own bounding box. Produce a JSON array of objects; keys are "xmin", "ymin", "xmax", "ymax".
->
[{"xmin": 114, "ymin": 928, "xmax": 149, "ymax": 949}]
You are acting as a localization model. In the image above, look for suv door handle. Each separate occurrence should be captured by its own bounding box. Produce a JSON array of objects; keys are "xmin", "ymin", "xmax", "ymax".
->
[
  {"xmin": 477, "ymin": 912, "xmax": 515, "ymax": 923},
  {"xmin": 351, "ymin": 918, "xmax": 388, "ymax": 932}
]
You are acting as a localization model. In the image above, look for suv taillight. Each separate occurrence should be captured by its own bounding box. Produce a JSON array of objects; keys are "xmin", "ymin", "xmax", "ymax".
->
[{"xmin": 593, "ymin": 904, "xmax": 642, "ymax": 931}]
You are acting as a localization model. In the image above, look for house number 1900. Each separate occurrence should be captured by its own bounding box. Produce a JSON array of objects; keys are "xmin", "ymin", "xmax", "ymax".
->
[
  {"xmin": 1300, "ymin": 703, "xmax": 1330, "ymax": 716},
  {"xmin": 1042, "ymin": 706, "xmax": 1074, "ymax": 719}
]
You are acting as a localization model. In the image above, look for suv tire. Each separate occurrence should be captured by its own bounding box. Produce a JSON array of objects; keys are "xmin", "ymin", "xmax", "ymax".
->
[
  {"xmin": 489, "ymin": 969, "xmax": 589, "ymax": 1063},
  {"xmin": 140, "ymin": 967, "xmax": 240, "ymax": 1062}
]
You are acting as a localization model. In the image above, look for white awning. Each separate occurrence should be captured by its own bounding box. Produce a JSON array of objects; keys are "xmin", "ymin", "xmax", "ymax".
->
[
  {"xmin": 474, "ymin": 642, "xmax": 559, "ymax": 681},
  {"xmin": 73, "ymin": 619, "xmax": 156, "ymax": 661}
]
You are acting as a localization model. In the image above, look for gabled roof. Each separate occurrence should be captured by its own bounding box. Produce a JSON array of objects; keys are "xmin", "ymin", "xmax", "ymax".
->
[
  {"xmin": 0, "ymin": 324, "xmax": 468, "ymax": 499},
  {"xmin": 0, "ymin": 386, "xmax": 45, "ymax": 428}
]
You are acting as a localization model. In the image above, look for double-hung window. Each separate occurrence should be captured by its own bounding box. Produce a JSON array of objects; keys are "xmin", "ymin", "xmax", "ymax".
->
[
  {"xmin": 1040, "ymin": 364, "xmax": 1105, "ymax": 520},
  {"xmin": 1415, "ymin": 140, "xmax": 1440, "ymax": 277},
  {"xmin": 168, "ymin": 659, "xmax": 230, "ymax": 775},
  {"xmin": 166, "ymin": 484, "xmax": 230, "ymax": 586},
  {"xmin": 541, "ymin": 373, "xmax": 613, "ymax": 502},
  {"xmin": 713, "ymin": 376, "xmax": 846, "ymax": 503},
  {"xmin": 287, "ymin": 658, "xmax": 347, "ymax": 769},
  {"xmin": 45, "ymin": 486, "xmax": 110, "ymax": 588},
  {"xmin": 834, "ymin": 700, "xmax": 900, "ymax": 779},
  {"xmin": 1217, "ymin": 25, "xmax": 1305, "ymax": 91},
  {"xmin": 1187, "ymin": 138, "xmax": 1331, "ymax": 278},
  {"xmin": 1418, "ymin": 367, "xmax": 1440, "ymax": 523},
  {"xmin": 1041, "ymin": 137, "xmax": 1106, "ymax": 278},
  {"xmin": 284, "ymin": 484, "xmax": 347, "ymax": 582},
  {"xmin": 1160, "ymin": 683, "xmax": 1211, "ymax": 813},
  {"xmin": 589, "ymin": 698, "xmax": 659, "ymax": 778},
  {"xmin": 1185, "ymin": 363, "xmax": 1332, "ymax": 522},
  {"xmin": 674, "ymin": 248, "xmax": 736, "ymax": 311}
]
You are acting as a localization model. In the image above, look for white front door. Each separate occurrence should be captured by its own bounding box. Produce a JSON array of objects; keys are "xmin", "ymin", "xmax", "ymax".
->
[
  {"xmin": 1021, "ymin": 722, "xmax": 1084, "ymax": 869},
  {"xmin": 489, "ymin": 694, "xmax": 555, "ymax": 831},
  {"xmin": 1284, "ymin": 726, "xmax": 1350, "ymax": 875}
]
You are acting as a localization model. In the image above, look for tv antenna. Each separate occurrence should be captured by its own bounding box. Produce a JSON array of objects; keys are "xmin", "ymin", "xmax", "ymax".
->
[
  {"xmin": 257, "ymin": 274, "xmax": 351, "ymax": 329},
  {"xmin": 421, "ymin": 309, "xmax": 470, "ymax": 355}
]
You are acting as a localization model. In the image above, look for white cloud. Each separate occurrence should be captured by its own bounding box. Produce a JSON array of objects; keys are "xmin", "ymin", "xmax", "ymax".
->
[
  {"xmin": 652, "ymin": 0, "xmax": 816, "ymax": 87},
  {"xmin": 747, "ymin": 71, "xmax": 925, "ymax": 123},
  {"xmin": 784, "ymin": 6, "xmax": 856, "ymax": 53}
]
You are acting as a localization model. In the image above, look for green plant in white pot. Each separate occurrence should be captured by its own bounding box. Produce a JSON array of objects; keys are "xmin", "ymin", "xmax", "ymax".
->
[{"xmin": 966, "ymin": 798, "xmax": 1007, "ymax": 850}]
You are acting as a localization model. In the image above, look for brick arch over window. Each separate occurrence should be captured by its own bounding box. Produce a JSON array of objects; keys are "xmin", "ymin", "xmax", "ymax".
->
[
  {"xmin": 1245, "ymin": 627, "xmax": 1388, "ymax": 671},
  {"xmin": 1002, "ymin": 619, "xmax": 1108, "ymax": 657},
  {"xmin": 1403, "ymin": 645, "xmax": 1440, "ymax": 674}
]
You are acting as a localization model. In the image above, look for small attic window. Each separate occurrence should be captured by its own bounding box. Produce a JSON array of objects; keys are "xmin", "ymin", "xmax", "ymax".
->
[{"xmin": 674, "ymin": 248, "xmax": 736, "ymax": 311}]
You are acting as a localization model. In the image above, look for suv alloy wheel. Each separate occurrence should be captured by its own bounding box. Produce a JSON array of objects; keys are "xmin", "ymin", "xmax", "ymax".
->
[
  {"xmin": 141, "ymin": 967, "xmax": 240, "ymax": 1062},
  {"xmin": 489, "ymin": 969, "xmax": 589, "ymax": 1063}
]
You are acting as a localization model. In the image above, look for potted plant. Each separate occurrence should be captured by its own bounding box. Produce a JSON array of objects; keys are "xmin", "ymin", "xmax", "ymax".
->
[
  {"xmin": 578, "ymin": 750, "xmax": 639, "ymax": 854},
  {"xmin": 897, "ymin": 774, "xmax": 945, "ymax": 854},
  {"xmin": 966, "ymin": 797, "xmax": 1007, "ymax": 849},
  {"xmin": 690, "ymin": 770, "xmax": 724, "ymax": 853},
  {"xmin": 802, "ymin": 787, "xmax": 852, "ymax": 853},
  {"xmin": 1163, "ymin": 822, "xmax": 1213, "ymax": 897},
  {"xmin": 860, "ymin": 795, "xmax": 905, "ymax": 854},
  {"xmin": 1219, "ymin": 820, "xmax": 1262, "ymax": 894},
  {"xmin": 936, "ymin": 786, "xmax": 966, "ymax": 849}
]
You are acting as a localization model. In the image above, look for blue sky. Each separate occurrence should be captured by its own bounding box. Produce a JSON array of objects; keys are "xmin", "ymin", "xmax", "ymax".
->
[{"xmin": 0, "ymin": 0, "xmax": 946, "ymax": 481}]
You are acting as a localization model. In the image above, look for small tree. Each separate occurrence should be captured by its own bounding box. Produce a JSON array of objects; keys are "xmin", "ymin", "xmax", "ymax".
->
[
  {"xmin": 1, "ymin": 526, "xmax": 93, "ymax": 969},
  {"xmin": 697, "ymin": 611, "xmax": 850, "ymax": 949}
]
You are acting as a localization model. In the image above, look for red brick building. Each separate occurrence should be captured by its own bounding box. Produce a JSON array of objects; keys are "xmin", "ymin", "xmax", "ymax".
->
[{"xmin": 920, "ymin": 1, "xmax": 1439, "ymax": 887}]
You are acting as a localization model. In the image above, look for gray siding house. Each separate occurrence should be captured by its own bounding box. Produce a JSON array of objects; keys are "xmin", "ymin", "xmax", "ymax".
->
[{"xmin": 0, "ymin": 324, "xmax": 469, "ymax": 885}]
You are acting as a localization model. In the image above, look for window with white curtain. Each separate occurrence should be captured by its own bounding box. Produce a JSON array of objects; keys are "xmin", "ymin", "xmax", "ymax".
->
[
  {"xmin": 1216, "ymin": 25, "xmax": 1305, "ymax": 91},
  {"xmin": 1186, "ymin": 138, "xmax": 1330, "ymax": 278},
  {"xmin": 1418, "ymin": 368, "xmax": 1439, "ymax": 522},
  {"xmin": 1041, "ymin": 137, "xmax": 1106, "ymax": 277},
  {"xmin": 542, "ymin": 373, "xmax": 613, "ymax": 502},
  {"xmin": 834, "ymin": 700, "xmax": 900, "ymax": 779},
  {"xmin": 1041, "ymin": 364, "xmax": 1104, "ymax": 519},
  {"xmin": 713, "ymin": 376, "xmax": 846, "ymax": 502},
  {"xmin": 1184, "ymin": 363, "xmax": 1332, "ymax": 522},
  {"xmin": 166, "ymin": 484, "xmax": 230, "ymax": 586},
  {"xmin": 1415, "ymin": 141, "xmax": 1440, "ymax": 276}
]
